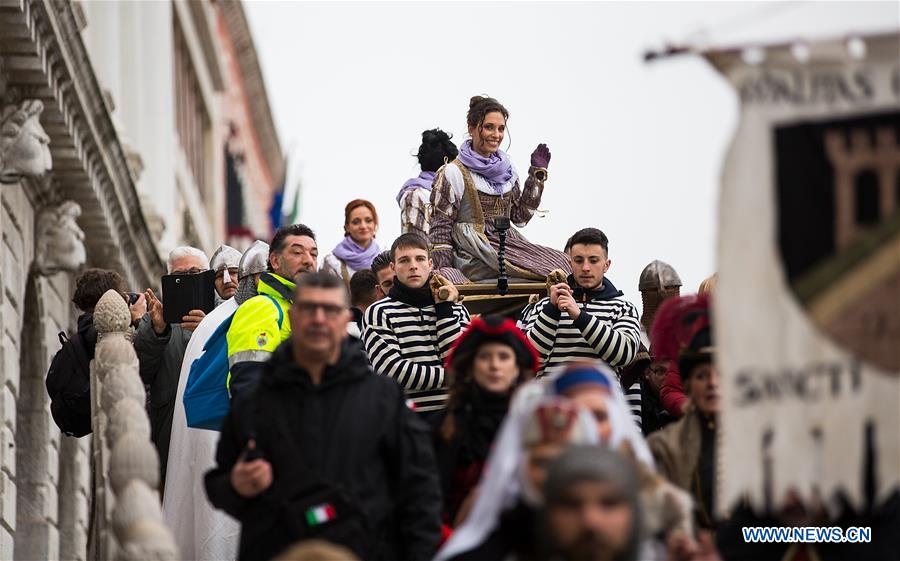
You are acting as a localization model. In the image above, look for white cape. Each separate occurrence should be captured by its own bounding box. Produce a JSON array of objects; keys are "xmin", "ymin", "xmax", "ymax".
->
[{"xmin": 162, "ymin": 298, "xmax": 240, "ymax": 561}]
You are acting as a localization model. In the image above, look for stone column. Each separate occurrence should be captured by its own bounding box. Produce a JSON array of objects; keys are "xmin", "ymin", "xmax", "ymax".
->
[
  {"xmin": 14, "ymin": 277, "xmax": 59, "ymax": 561},
  {"xmin": 15, "ymin": 216, "xmax": 84, "ymax": 561},
  {"xmin": 57, "ymin": 436, "xmax": 90, "ymax": 561}
]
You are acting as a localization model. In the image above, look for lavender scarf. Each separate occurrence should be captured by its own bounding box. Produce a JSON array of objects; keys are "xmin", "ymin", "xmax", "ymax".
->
[
  {"xmin": 396, "ymin": 171, "xmax": 436, "ymax": 204},
  {"xmin": 457, "ymin": 139, "xmax": 514, "ymax": 193},
  {"xmin": 332, "ymin": 236, "xmax": 380, "ymax": 272}
]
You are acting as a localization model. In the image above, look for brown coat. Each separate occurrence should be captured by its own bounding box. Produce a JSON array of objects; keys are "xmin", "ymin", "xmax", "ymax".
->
[{"xmin": 647, "ymin": 406, "xmax": 702, "ymax": 492}]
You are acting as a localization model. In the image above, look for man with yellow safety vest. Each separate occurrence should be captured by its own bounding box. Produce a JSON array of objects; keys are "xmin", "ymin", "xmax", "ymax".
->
[{"xmin": 226, "ymin": 224, "xmax": 318, "ymax": 399}]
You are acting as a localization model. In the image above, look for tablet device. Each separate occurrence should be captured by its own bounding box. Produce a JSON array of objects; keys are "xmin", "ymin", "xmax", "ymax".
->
[{"xmin": 161, "ymin": 269, "xmax": 216, "ymax": 325}]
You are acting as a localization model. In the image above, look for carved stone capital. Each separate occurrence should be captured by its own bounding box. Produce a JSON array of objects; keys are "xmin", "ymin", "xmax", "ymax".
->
[
  {"xmin": 94, "ymin": 290, "xmax": 132, "ymax": 334},
  {"xmin": 0, "ymin": 99, "xmax": 52, "ymax": 183},
  {"xmin": 34, "ymin": 200, "xmax": 87, "ymax": 275}
]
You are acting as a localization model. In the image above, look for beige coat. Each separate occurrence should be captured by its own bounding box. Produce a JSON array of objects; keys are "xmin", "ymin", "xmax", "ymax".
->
[{"xmin": 647, "ymin": 406, "xmax": 703, "ymax": 492}]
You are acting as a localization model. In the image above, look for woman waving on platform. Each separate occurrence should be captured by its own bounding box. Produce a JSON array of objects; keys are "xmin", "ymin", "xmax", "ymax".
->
[{"xmin": 429, "ymin": 95, "xmax": 571, "ymax": 284}]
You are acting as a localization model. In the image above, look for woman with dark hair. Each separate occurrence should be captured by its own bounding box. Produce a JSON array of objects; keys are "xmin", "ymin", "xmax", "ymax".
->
[
  {"xmin": 71, "ymin": 267, "xmax": 145, "ymax": 355},
  {"xmin": 322, "ymin": 199, "xmax": 381, "ymax": 283},
  {"xmin": 398, "ymin": 128, "xmax": 459, "ymax": 238},
  {"xmin": 433, "ymin": 315, "xmax": 540, "ymax": 528},
  {"xmin": 429, "ymin": 95, "xmax": 571, "ymax": 284}
]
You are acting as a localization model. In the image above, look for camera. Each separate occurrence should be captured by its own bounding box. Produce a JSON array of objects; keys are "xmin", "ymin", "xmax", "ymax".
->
[
  {"xmin": 493, "ymin": 216, "xmax": 511, "ymax": 296},
  {"xmin": 127, "ymin": 292, "xmax": 140, "ymax": 305}
]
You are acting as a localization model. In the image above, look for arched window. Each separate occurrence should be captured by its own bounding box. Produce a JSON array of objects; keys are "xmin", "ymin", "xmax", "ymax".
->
[{"xmin": 854, "ymin": 169, "xmax": 880, "ymax": 225}]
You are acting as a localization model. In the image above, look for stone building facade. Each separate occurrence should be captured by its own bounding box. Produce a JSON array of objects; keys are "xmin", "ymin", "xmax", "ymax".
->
[
  {"xmin": 79, "ymin": 0, "xmax": 284, "ymax": 256},
  {"xmin": 215, "ymin": 1, "xmax": 285, "ymax": 248},
  {"xmin": 0, "ymin": 0, "xmax": 283, "ymax": 559}
]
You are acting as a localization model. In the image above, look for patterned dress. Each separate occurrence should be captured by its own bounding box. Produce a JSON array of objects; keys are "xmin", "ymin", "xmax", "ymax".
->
[
  {"xmin": 429, "ymin": 159, "xmax": 571, "ymax": 284},
  {"xmin": 321, "ymin": 254, "xmax": 357, "ymax": 285},
  {"xmin": 399, "ymin": 186, "xmax": 432, "ymax": 238}
]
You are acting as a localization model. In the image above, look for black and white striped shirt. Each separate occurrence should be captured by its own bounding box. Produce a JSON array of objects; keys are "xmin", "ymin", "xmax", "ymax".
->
[
  {"xmin": 624, "ymin": 381, "xmax": 643, "ymax": 430},
  {"xmin": 522, "ymin": 283, "xmax": 642, "ymax": 424},
  {"xmin": 522, "ymin": 281, "xmax": 641, "ymax": 376},
  {"xmin": 363, "ymin": 298, "xmax": 470, "ymax": 412}
]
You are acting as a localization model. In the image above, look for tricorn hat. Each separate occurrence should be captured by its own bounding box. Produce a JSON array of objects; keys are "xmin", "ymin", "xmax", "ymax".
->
[{"xmin": 445, "ymin": 315, "xmax": 540, "ymax": 376}]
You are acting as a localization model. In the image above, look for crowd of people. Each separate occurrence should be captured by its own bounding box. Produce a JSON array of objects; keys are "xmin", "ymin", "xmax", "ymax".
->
[{"xmin": 51, "ymin": 94, "xmax": 898, "ymax": 561}]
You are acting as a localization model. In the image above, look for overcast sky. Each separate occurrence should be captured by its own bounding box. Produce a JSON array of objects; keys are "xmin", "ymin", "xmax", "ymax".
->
[{"xmin": 244, "ymin": 1, "xmax": 896, "ymax": 310}]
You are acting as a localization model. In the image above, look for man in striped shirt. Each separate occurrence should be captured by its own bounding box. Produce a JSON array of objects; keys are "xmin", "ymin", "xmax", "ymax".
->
[
  {"xmin": 522, "ymin": 228, "xmax": 643, "ymax": 427},
  {"xmin": 363, "ymin": 234, "xmax": 470, "ymax": 415}
]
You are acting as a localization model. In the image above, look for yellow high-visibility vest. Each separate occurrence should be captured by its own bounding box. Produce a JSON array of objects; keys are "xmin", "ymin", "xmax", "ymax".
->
[{"xmin": 225, "ymin": 273, "xmax": 294, "ymax": 392}]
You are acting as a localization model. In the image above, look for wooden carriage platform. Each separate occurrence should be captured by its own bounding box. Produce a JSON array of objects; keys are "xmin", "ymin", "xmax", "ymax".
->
[{"xmin": 456, "ymin": 282, "xmax": 548, "ymax": 317}]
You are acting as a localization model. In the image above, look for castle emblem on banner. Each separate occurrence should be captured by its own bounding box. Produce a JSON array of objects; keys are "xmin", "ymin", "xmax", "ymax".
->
[
  {"xmin": 776, "ymin": 111, "xmax": 900, "ymax": 372},
  {"xmin": 703, "ymin": 31, "xmax": 900, "ymax": 516}
]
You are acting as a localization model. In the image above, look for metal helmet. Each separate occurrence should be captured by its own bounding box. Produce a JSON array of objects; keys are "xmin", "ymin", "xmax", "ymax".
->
[
  {"xmin": 210, "ymin": 244, "xmax": 241, "ymax": 273},
  {"xmin": 639, "ymin": 260, "xmax": 682, "ymax": 335},
  {"xmin": 638, "ymin": 260, "xmax": 682, "ymax": 292},
  {"xmin": 238, "ymin": 240, "xmax": 270, "ymax": 280}
]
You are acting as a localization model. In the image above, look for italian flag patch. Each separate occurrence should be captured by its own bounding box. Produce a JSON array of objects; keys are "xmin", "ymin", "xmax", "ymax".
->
[{"xmin": 305, "ymin": 503, "xmax": 337, "ymax": 526}]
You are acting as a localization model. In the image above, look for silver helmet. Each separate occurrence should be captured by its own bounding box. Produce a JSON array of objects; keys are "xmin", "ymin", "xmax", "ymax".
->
[
  {"xmin": 238, "ymin": 240, "xmax": 269, "ymax": 280},
  {"xmin": 210, "ymin": 245, "xmax": 242, "ymax": 284},
  {"xmin": 639, "ymin": 260, "xmax": 682, "ymax": 335},
  {"xmin": 638, "ymin": 260, "xmax": 682, "ymax": 292}
]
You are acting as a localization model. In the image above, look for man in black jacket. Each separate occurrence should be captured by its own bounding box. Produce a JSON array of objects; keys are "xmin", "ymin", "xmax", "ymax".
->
[
  {"xmin": 205, "ymin": 272, "xmax": 442, "ymax": 561},
  {"xmin": 135, "ymin": 246, "xmax": 210, "ymax": 489}
]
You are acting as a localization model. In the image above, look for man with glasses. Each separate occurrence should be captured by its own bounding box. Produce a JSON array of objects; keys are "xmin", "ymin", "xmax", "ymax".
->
[
  {"xmin": 135, "ymin": 246, "xmax": 210, "ymax": 489},
  {"xmin": 226, "ymin": 224, "xmax": 318, "ymax": 399},
  {"xmin": 371, "ymin": 249, "xmax": 393, "ymax": 300},
  {"xmin": 164, "ymin": 243, "xmax": 264, "ymax": 560},
  {"xmin": 641, "ymin": 354, "xmax": 675, "ymax": 436},
  {"xmin": 620, "ymin": 344, "xmax": 674, "ymax": 436},
  {"xmin": 206, "ymin": 272, "xmax": 442, "ymax": 561}
]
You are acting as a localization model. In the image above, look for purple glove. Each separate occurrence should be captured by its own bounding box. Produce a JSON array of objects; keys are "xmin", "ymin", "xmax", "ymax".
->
[{"xmin": 530, "ymin": 144, "xmax": 551, "ymax": 168}]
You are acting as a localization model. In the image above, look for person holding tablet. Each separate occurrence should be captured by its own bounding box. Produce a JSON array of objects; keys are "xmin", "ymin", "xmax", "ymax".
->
[{"xmin": 135, "ymin": 245, "xmax": 211, "ymax": 490}]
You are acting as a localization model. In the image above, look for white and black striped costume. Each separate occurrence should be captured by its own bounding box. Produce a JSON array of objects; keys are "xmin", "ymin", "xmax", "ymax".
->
[
  {"xmin": 623, "ymin": 381, "xmax": 643, "ymax": 430},
  {"xmin": 363, "ymin": 294, "xmax": 470, "ymax": 412},
  {"xmin": 522, "ymin": 276, "xmax": 642, "ymax": 424}
]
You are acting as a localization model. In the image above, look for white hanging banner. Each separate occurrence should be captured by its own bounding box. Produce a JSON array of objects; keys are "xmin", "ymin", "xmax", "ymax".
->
[{"xmin": 708, "ymin": 32, "xmax": 900, "ymax": 516}]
